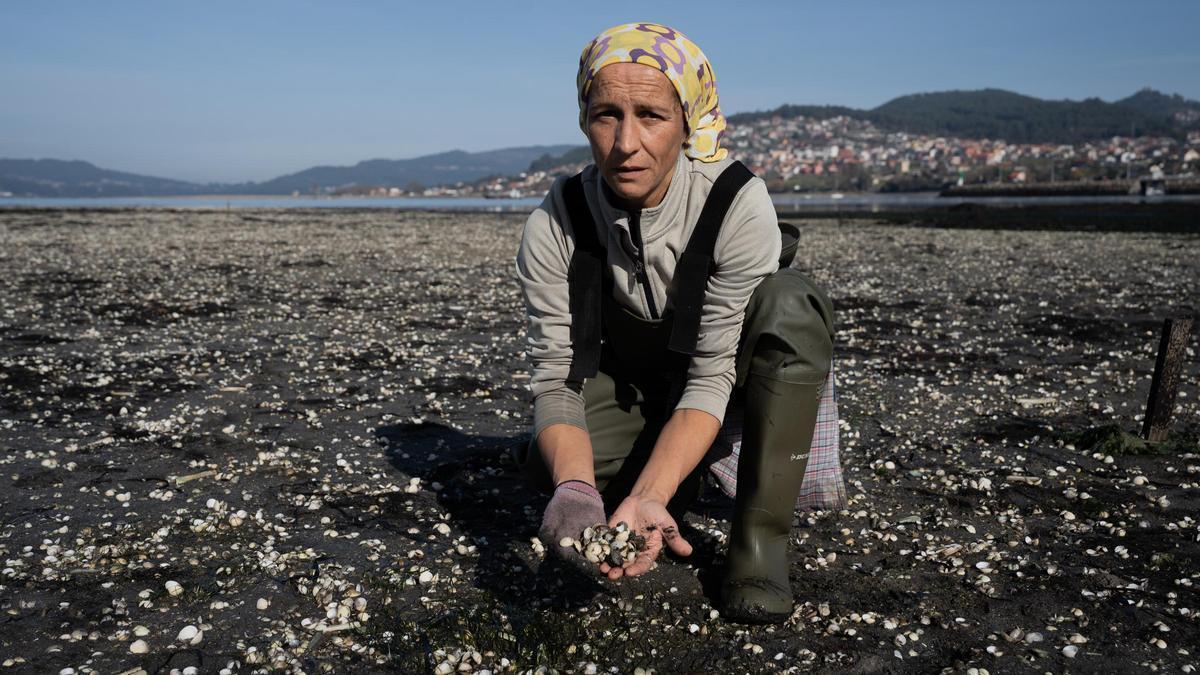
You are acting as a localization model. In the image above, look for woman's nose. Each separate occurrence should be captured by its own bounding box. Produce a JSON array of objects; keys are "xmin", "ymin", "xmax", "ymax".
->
[{"xmin": 614, "ymin": 119, "xmax": 640, "ymax": 155}]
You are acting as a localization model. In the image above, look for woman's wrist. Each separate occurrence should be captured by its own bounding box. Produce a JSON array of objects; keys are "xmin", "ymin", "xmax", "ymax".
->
[
  {"xmin": 556, "ymin": 479, "xmax": 602, "ymax": 500},
  {"xmin": 538, "ymin": 423, "xmax": 597, "ymax": 487},
  {"xmin": 629, "ymin": 474, "xmax": 675, "ymax": 505},
  {"xmin": 551, "ymin": 465, "xmax": 597, "ymax": 488},
  {"xmin": 630, "ymin": 408, "xmax": 719, "ymax": 505}
]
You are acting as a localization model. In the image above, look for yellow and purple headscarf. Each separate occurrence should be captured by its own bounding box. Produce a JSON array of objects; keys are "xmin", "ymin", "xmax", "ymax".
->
[{"xmin": 576, "ymin": 22, "xmax": 727, "ymax": 163}]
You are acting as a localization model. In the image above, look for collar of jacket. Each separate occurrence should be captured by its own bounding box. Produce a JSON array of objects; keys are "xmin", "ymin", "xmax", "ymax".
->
[{"xmin": 592, "ymin": 151, "xmax": 689, "ymax": 252}]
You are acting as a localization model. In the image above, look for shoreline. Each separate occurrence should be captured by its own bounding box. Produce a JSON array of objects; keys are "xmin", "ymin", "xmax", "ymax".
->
[
  {"xmin": 3, "ymin": 193, "xmax": 1199, "ymax": 214},
  {"xmin": 2, "ymin": 200, "xmax": 1197, "ymax": 234}
]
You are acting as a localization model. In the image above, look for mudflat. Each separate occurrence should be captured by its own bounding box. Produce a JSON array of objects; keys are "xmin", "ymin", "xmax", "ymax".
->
[{"xmin": 0, "ymin": 208, "xmax": 1197, "ymax": 673}]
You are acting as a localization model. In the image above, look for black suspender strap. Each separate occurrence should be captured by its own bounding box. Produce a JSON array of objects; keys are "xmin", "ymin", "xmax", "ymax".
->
[
  {"xmin": 667, "ymin": 160, "xmax": 756, "ymax": 355},
  {"xmin": 557, "ymin": 161, "xmax": 759, "ymax": 385},
  {"xmin": 561, "ymin": 173, "xmax": 604, "ymax": 387}
]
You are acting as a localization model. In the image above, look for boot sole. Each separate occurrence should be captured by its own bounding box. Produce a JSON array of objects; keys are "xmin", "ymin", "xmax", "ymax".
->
[{"xmin": 719, "ymin": 578, "xmax": 793, "ymax": 625}]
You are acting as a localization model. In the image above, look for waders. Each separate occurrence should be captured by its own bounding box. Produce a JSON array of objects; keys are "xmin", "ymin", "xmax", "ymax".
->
[
  {"xmin": 518, "ymin": 161, "xmax": 834, "ymax": 623},
  {"xmin": 721, "ymin": 269, "xmax": 834, "ymax": 623}
]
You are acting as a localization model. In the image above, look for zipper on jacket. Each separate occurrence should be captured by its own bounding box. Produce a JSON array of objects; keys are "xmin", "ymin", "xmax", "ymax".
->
[{"xmin": 628, "ymin": 212, "xmax": 659, "ymax": 319}]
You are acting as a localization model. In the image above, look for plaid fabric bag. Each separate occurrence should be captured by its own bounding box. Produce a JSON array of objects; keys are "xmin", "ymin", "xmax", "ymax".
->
[{"xmin": 707, "ymin": 358, "xmax": 847, "ymax": 511}]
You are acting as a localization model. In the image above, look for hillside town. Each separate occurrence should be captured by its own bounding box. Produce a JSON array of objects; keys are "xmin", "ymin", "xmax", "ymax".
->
[
  {"xmin": 726, "ymin": 114, "xmax": 1200, "ymax": 192},
  {"xmin": 385, "ymin": 115, "xmax": 1200, "ymax": 198}
]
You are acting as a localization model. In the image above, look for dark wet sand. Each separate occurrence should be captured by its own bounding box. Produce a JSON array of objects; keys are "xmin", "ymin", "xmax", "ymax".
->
[{"xmin": 0, "ymin": 208, "xmax": 1197, "ymax": 673}]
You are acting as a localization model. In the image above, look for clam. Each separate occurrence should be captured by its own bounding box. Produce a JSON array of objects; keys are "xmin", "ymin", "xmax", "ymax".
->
[{"xmin": 573, "ymin": 520, "xmax": 648, "ymax": 568}]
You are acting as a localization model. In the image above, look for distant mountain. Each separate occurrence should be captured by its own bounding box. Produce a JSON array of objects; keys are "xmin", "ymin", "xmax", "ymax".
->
[
  {"xmin": 870, "ymin": 89, "xmax": 1177, "ymax": 142},
  {"xmin": 728, "ymin": 88, "xmax": 1188, "ymax": 143},
  {"xmin": 1, "ymin": 145, "xmax": 579, "ymax": 198},
  {"xmin": 723, "ymin": 104, "xmax": 860, "ymax": 126},
  {"xmin": 1115, "ymin": 88, "xmax": 1200, "ymax": 127},
  {"xmin": 228, "ymin": 145, "xmax": 578, "ymax": 195},
  {"xmin": 5, "ymin": 89, "xmax": 1198, "ymax": 198},
  {"xmin": 0, "ymin": 158, "xmax": 205, "ymax": 197},
  {"xmin": 528, "ymin": 146, "xmax": 592, "ymax": 173}
]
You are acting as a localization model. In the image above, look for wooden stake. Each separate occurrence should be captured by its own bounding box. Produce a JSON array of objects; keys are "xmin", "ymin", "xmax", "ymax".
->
[
  {"xmin": 1142, "ymin": 317, "xmax": 1194, "ymax": 442},
  {"xmin": 169, "ymin": 469, "xmax": 217, "ymax": 487}
]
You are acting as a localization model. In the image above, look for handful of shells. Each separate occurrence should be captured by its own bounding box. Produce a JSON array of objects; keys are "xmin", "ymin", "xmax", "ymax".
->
[{"xmin": 558, "ymin": 522, "xmax": 647, "ymax": 566}]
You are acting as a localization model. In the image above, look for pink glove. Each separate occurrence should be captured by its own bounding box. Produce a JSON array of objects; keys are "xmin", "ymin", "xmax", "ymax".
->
[{"xmin": 538, "ymin": 480, "xmax": 607, "ymax": 575}]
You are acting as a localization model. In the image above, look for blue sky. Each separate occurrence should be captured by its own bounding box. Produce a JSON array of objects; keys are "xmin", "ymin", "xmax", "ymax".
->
[{"xmin": 3, "ymin": 0, "xmax": 1198, "ymax": 183}]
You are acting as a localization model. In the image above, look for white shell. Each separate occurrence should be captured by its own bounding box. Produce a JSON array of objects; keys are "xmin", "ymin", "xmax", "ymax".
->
[{"xmin": 585, "ymin": 542, "xmax": 604, "ymax": 563}]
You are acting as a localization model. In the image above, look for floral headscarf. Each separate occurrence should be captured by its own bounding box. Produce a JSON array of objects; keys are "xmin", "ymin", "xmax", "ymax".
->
[{"xmin": 576, "ymin": 22, "xmax": 727, "ymax": 163}]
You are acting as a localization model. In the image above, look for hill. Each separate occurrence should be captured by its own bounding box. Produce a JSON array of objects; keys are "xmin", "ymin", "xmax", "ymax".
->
[
  {"xmin": 0, "ymin": 145, "xmax": 580, "ymax": 198},
  {"xmin": 870, "ymin": 89, "xmax": 1175, "ymax": 142},
  {"xmin": 0, "ymin": 159, "xmax": 205, "ymax": 197},
  {"xmin": 229, "ymin": 145, "xmax": 578, "ymax": 195},
  {"xmin": 5, "ymin": 88, "xmax": 1197, "ymax": 197},
  {"xmin": 728, "ymin": 88, "xmax": 1187, "ymax": 143},
  {"xmin": 528, "ymin": 146, "xmax": 592, "ymax": 173},
  {"xmin": 721, "ymin": 104, "xmax": 860, "ymax": 126},
  {"xmin": 1115, "ymin": 88, "xmax": 1200, "ymax": 128}
]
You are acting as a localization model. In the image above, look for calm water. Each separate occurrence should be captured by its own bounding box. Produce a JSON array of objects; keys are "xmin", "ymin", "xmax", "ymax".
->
[
  {"xmin": 771, "ymin": 192, "xmax": 1200, "ymax": 211},
  {"xmin": 1, "ymin": 193, "xmax": 1197, "ymax": 211},
  {"xmin": 0, "ymin": 195, "xmax": 545, "ymax": 211}
]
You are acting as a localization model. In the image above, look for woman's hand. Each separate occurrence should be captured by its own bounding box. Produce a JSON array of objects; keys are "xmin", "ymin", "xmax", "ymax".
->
[
  {"xmin": 539, "ymin": 480, "xmax": 608, "ymax": 576},
  {"xmin": 600, "ymin": 494, "xmax": 693, "ymax": 580}
]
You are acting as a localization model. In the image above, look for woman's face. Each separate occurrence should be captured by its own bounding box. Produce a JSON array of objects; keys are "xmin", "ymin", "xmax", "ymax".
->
[{"xmin": 585, "ymin": 63, "xmax": 688, "ymax": 211}]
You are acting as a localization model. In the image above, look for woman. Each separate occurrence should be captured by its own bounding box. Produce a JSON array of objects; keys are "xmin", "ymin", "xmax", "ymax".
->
[{"xmin": 514, "ymin": 22, "xmax": 836, "ymax": 624}]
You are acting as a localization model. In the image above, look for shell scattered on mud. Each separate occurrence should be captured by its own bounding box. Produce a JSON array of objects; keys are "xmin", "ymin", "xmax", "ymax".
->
[{"xmin": 0, "ymin": 208, "xmax": 1196, "ymax": 673}]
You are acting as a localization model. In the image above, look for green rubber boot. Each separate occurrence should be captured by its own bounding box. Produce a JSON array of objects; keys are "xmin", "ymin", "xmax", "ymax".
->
[
  {"xmin": 719, "ymin": 269, "xmax": 834, "ymax": 624},
  {"xmin": 719, "ymin": 374, "xmax": 821, "ymax": 623}
]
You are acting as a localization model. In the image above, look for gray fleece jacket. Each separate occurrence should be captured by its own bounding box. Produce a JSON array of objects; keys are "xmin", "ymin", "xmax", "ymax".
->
[{"xmin": 516, "ymin": 151, "xmax": 781, "ymax": 436}]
